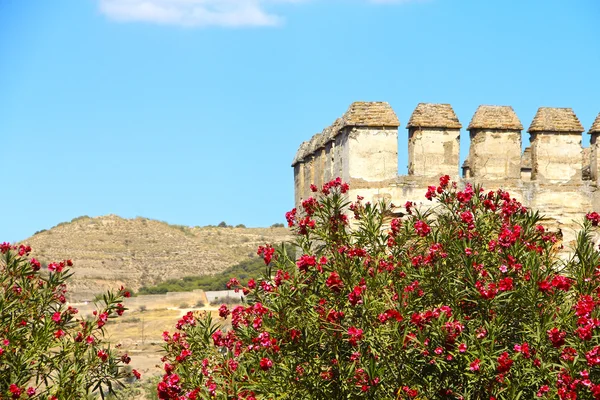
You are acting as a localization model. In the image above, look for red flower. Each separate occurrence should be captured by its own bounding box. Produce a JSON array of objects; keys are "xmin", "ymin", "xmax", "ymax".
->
[
  {"xmin": 0, "ymin": 242, "xmax": 11, "ymax": 254},
  {"xmin": 51, "ymin": 312, "xmax": 61, "ymax": 323},
  {"xmin": 219, "ymin": 304, "xmax": 230, "ymax": 318},
  {"xmin": 586, "ymin": 211, "xmax": 600, "ymax": 226},
  {"xmin": 347, "ymin": 326, "xmax": 363, "ymax": 346},
  {"xmin": 48, "ymin": 262, "xmax": 63, "ymax": 272},
  {"xmin": 496, "ymin": 352, "xmax": 513, "ymax": 373},
  {"xmin": 30, "ymin": 258, "xmax": 41, "ymax": 271},
  {"xmin": 9, "ymin": 384, "xmax": 21, "ymax": 398},
  {"xmin": 348, "ymin": 286, "xmax": 363, "ymax": 306},
  {"xmin": 296, "ymin": 254, "xmax": 316, "ymax": 272},
  {"xmin": 325, "ymin": 271, "xmax": 344, "ymax": 292},
  {"xmin": 259, "ymin": 357, "xmax": 273, "ymax": 371},
  {"xmin": 414, "ymin": 220, "xmax": 431, "ymax": 237},
  {"xmin": 97, "ymin": 349, "xmax": 108, "ymax": 362},
  {"xmin": 132, "ymin": 369, "xmax": 141, "ymax": 379},
  {"xmin": 257, "ymin": 244, "xmax": 275, "ymax": 265},
  {"xmin": 498, "ymin": 277, "xmax": 513, "ymax": 292},
  {"xmin": 547, "ymin": 327, "xmax": 566, "ymax": 348},
  {"xmin": 97, "ymin": 312, "xmax": 108, "ymax": 328},
  {"xmin": 469, "ymin": 358, "xmax": 481, "ymax": 372},
  {"xmin": 247, "ymin": 278, "xmax": 256, "ymax": 289}
]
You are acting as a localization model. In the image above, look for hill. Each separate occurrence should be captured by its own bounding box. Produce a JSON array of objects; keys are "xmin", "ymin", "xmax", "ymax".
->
[{"xmin": 23, "ymin": 215, "xmax": 292, "ymax": 301}]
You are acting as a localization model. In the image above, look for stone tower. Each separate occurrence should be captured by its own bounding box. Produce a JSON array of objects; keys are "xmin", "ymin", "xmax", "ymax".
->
[
  {"xmin": 407, "ymin": 103, "xmax": 461, "ymax": 178},
  {"xmin": 528, "ymin": 107, "xmax": 584, "ymax": 182},
  {"xmin": 466, "ymin": 105, "xmax": 523, "ymax": 180}
]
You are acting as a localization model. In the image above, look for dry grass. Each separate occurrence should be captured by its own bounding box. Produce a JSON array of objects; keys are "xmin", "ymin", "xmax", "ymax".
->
[{"xmin": 76, "ymin": 293, "xmax": 239, "ymax": 391}]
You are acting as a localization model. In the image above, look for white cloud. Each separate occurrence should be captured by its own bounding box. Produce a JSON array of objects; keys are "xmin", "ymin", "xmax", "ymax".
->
[{"xmin": 98, "ymin": 0, "xmax": 421, "ymax": 28}]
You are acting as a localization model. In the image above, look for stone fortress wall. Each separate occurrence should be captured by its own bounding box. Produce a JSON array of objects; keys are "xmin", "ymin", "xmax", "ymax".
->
[{"xmin": 291, "ymin": 102, "xmax": 600, "ymax": 245}]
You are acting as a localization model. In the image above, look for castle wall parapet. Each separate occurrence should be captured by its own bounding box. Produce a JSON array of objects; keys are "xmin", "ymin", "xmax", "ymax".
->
[{"xmin": 292, "ymin": 101, "xmax": 600, "ymax": 245}]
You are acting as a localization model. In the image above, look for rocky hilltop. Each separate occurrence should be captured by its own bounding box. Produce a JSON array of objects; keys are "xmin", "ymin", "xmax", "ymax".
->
[{"xmin": 23, "ymin": 215, "xmax": 292, "ymax": 301}]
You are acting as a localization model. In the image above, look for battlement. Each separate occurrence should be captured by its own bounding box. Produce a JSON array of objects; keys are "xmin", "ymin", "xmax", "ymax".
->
[{"xmin": 292, "ymin": 102, "xmax": 600, "ymax": 244}]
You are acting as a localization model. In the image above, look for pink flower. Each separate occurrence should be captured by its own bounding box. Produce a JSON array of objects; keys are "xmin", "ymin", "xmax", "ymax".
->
[
  {"xmin": 97, "ymin": 312, "xmax": 108, "ymax": 328},
  {"xmin": 414, "ymin": 220, "xmax": 431, "ymax": 237},
  {"xmin": 347, "ymin": 326, "xmax": 363, "ymax": 346},
  {"xmin": 469, "ymin": 358, "xmax": 481, "ymax": 372},
  {"xmin": 51, "ymin": 312, "xmax": 61, "ymax": 323},
  {"xmin": 536, "ymin": 385, "xmax": 549, "ymax": 397}
]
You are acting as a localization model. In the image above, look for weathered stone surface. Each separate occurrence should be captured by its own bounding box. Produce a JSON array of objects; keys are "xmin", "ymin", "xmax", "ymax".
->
[
  {"xmin": 468, "ymin": 129, "xmax": 521, "ymax": 179},
  {"xmin": 347, "ymin": 127, "xmax": 398, "ymax": 182},
  {"xmin": 408, "ymin": 128, "xmax": 460, "ymax": 178},
  {"xmin": 530, "ymin": 132, "xmax": 582, "ymax": 182}
]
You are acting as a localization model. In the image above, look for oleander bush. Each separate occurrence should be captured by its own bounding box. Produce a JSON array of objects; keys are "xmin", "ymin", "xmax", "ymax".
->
[
  {"xmin": 158, "ymin": 176, "xmax": 600, "ymax": 399},
  {"xmin": 0, "ymin": 244, "xmax": 138, "ymax": 399}
]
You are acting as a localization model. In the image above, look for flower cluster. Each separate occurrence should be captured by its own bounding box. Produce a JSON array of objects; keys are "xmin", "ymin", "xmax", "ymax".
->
[
  {"xmin": 0, "ymin": 245, "xmax": 136, "ymax": 398},
  {"xmin": 158, "ymin": 177, "xmax": 600, "ymax": 399}
]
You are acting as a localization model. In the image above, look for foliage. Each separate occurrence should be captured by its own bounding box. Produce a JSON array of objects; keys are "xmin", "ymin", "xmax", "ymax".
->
[
  {"xmin": 102, "ymin": 376, "xmax": 160, "ymax": 400},
  {"xmin": 138, "ymin": 245, "xmax": 293, "ymax": 295},
  {"xmin": 158, "ymin": 177, "xmax": 600, "ymax": 399},
  {"xmin": 0, "ymin": 244, "xmax": 139, "ymax": 399}
]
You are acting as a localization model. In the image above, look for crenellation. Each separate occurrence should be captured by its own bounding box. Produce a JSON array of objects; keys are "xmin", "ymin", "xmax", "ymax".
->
[
  {"xmin": 292, "ymin": 101, "xmax": 600, "ymax": 245},
  {"xmin": 407, "ymin": 103, "xmax": 461, "ymax": 178},
  {"xmin": 589, "ymin": 113, "xmax": 600, "ymax": 183},
  {"xmin": 466, "ymin": 106, "xmax": 522, "ymax": 180},
  {"xmin": 528, "ymin": 107, "xmax": 585, "ymax": 183}
]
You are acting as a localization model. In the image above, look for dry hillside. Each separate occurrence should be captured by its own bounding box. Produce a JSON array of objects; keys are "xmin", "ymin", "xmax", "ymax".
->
[{"xmin": 23, "ymin": 215, "xmax": 292, "ymax": 301}]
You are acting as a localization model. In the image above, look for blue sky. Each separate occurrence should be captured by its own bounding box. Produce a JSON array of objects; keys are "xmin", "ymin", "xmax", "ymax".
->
[{"xmin": 1, "ymin": 0, "xmax": 599, "ymax": 242}]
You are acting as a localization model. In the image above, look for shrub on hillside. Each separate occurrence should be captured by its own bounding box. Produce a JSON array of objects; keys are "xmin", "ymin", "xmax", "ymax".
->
[
  {"xmin": 0, "ymin": 244, "xmax": 138, "ymax": 398},
  {"xmin": 158, "ymin": 177, "xmax": 600, "ymax": 399}
]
